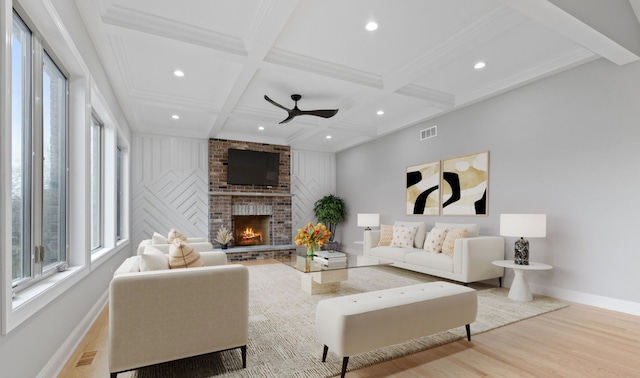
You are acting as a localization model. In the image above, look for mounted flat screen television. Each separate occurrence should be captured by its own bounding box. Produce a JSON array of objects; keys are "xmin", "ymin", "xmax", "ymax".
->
[{"xmin": 227, "ymin": 148, "xmax": 280, "ymax": 186}]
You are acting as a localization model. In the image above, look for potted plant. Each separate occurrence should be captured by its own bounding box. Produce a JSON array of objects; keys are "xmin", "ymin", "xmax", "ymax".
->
[
  {"xmin": 215, "ymin": 226, "xmax": 234, "ymax": 249},
  {"xmin": 313, "ymin": 194, "xmax": 346, "ymax": 250}
]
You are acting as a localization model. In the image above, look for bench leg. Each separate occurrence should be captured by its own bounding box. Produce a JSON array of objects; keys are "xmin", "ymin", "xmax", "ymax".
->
[
  {"xmin": 465, "ymin": 324, "xmax": 471, "ymax": 341},
  {"xmin": 322, "ymin": 345, "xmax": 329, "ymax": 362},
  {"xmin": 341, "ymin": 356, "xmax": 349, "ymax": 378},
  {"xmin": 241, "ymin": 345, "xmax": 247, "ymax": 368}
]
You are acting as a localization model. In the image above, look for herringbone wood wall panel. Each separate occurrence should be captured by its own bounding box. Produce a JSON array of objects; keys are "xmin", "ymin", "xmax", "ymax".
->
[{"xmin": 131, "ymin": 134, "xmax": 209, "ymax": 247}]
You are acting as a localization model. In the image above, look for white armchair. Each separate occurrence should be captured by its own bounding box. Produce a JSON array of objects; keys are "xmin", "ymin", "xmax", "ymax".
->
[{"xmin": 108, "ymin": 255, "xmax": 249, "ymax": 377}]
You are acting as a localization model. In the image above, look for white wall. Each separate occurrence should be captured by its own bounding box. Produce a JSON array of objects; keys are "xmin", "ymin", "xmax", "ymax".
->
[
  {"xmin": 337, "ymin": 58, "xmax": 640, "ymax": 314},
  {"xmin": 131, "ymin": 134, "xmax": 209, "ymax": 246}
]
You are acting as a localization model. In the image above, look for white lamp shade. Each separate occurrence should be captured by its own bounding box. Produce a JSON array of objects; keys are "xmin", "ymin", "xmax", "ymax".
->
[
  {"xmin": 357, "ymin": 213, "xmax": 380, "ymax": 228},
  {"xmin": 500, "ymin": 214, "xmax": 546, "ymax": 238}
]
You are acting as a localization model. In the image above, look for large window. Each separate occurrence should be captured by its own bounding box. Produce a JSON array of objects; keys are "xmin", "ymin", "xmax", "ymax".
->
[
  {"xmin": 11, "ymin": 11, "xmax": 68, "ymax": 286},
  {"xmin": 116, "ymin": 145, "xmax": 122, "ymax": 240},
  {"xmin": 90, "ymin": 114, "xmax": 103, "ymax": 251}
]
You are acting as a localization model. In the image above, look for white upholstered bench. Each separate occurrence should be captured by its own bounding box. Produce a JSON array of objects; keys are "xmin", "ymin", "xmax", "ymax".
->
[{"xmin": 315, "ymin": 281, "xmax": 478, "ymax": 377}]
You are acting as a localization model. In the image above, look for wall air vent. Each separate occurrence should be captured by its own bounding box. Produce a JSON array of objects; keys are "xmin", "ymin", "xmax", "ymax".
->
[{"xmin": 420, "ymin": 125, "xmax": 437, "ymax": 140}]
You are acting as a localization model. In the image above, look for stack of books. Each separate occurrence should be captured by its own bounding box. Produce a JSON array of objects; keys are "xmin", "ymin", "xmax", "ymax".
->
[{"xmin": 314, "ymin": 250, "xmax": 347, "ymax": 268}]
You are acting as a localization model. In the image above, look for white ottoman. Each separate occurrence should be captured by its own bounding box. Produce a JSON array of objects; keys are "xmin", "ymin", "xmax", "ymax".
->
[{"xmin": 316, "ymin": 281, "xmax": 477, "ymax": 377}]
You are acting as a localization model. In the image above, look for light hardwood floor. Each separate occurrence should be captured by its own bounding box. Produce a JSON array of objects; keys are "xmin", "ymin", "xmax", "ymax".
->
[{"xmin": 58, "ymin": 262, "xmax": 640, "ymax": 377}]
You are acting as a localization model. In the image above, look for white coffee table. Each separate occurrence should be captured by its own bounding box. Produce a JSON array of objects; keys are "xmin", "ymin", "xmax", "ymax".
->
[{"xmin": 492, "ymin": 260, "xmax": 553, "ymax": 301}]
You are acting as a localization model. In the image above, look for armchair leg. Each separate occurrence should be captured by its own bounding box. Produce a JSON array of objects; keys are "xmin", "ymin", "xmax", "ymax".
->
[
  {"xmin": 241, "ymin": 345, "xmax": 247, "ymax": 368},
  {"xmin": 322, "ymin": 345, "xmax": 329, "ymax": 362},
  {"xmin": 341, "ymin": 356, "xmax": 349, "ymax": 378},
  {"xmin": 465, "ymin": 324, "xmax": 471, "ymax": 341}
]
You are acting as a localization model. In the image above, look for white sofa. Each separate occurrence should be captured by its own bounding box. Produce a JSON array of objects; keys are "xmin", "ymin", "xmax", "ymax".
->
[
  {"xmin": 363, "ymin": 222, "xmax": 504, "ymax": 285},
  {"xmin": 109, "ymin": 251, "xmax": 248, "ymax": 377}
]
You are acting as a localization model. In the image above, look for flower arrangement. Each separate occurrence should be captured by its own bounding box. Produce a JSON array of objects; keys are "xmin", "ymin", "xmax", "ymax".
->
[
  {"xmin": 295, "ymin": 222, "xmax": 331, "ymax": 256},
  {"xmin": 215, "ymin": 226, "xmax": 234, "ymax": 248}
]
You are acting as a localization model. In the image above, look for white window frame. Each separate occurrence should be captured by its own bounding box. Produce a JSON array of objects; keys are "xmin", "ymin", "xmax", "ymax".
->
[{"xmin": 90, "ymin": 113, "xmax": 103, "ymax": 252}]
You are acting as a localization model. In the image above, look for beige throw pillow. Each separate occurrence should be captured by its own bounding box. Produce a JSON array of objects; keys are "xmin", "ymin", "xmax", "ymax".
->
[
  {"xmin": 167, "ymin": 228, "xmax": 188, "ymax": 243},
  {"xmin": 169, "ymin": 240, "xmax": 204, "ymax": 269},
  {"xmin": 394, "ymin": 221, "xmax": 427, "ymax": 248},
  {"xmin": 423, "ymin": 227, "xmax": 448, "ymax": 253},
  {"xmin": 442, "ymin": 228, "xmax": 468, "ymax": 257},
  {"xmin": 390, "ymin": 224, "xmax": 418, "ymax": 249},
  {"xmin": 139, "ymin": 246, "xmax": 169, "ymax": 271},
  {"xmin": 377, "ymin": 224, "xmax": 394, "ymax": 246}
]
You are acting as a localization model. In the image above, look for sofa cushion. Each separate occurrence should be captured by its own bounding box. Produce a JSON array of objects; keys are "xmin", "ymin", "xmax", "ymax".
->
[
  {"xmin": 169, "ymin": 240, "xmax": 205, "ymax": 269},
  {"xmin": 167, "ymin": 228, "xmax": 188, "ymax": 243},
  {"xmin": 377, "ymin": 224, "xmax": 394, "ymax": 246},
  {"xmin": 423, "ymin": 227, "xmax": 448, "ymax": 253},
  {"xmin": 140, "ymin": 246, "xmax": 170, "ymax": 271},
  {"xmin": 403, "ymin": 251, "xmax": 453, "ymax": 272},
  {"xmin": 390, "ymin": 224, "xmax": 418, "ymax": 249},
  {"xmin": 442, "ymin": 228, "xmax": 468, "ymax": 256},
  {"xmin": 368, "ymin": 246, "xmax": 414, "ymax": 262},
  {"xmin": 151, "ymin": 232, "xmax": 169, "ymax": 244},
  {"xmin": 435, "ymin": 222, "xmax": 479, "ymax": 237},
  {"xmin": 394, "ymin": 221, "xmax": 427, "ymax": 248}
]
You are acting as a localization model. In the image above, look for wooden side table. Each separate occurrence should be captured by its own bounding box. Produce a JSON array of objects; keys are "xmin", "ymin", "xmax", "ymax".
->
[{"xmin": 492, "ymin": 260, "xmax": 553, "ymax": 301}]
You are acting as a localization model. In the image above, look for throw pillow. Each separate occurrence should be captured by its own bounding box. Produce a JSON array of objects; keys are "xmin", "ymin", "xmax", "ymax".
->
[
  {"xmin": 390, "ymin": 224, "xmax": 418, "ymax": 249},
  {"xmin": 139, "ymin": 246, "xmax": 169, "ymax": 271},
  {"xmin": 168, "ymin": 240, "xmax": 204, "ymax": 269},
  {"xmin": 442, "ymin": 228, "xmax": 468, "ymax": 257},
  {"xmin": 435, "ymin": 222, "xmax": 479, "ymax": 237},
  {"xmin": 377, "ymin": 224, "xmax": 394, "ymax": 246},
  {"xmin": 423, "ymin": 227, "xmax": 448, "ymax": 253},
  {"xmin": 394, "ymin": 221, "xmax": 427, "ymax": 248},
  {"xmin": 151, "ymin": 231, "xmax": 168, "ymax": 244},
  {"xmin": 167, "ymin": 228, "xmax": 188, "ymax": 243}
]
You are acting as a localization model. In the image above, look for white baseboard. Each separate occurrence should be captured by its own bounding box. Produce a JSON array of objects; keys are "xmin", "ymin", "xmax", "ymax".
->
[
  {"xmin": 503, "ymin": 277, "xmax": 640, "ymax": 316},
  {"xmin": 38, "ymin": 290, "xmax": 109, "ymax": 378}
]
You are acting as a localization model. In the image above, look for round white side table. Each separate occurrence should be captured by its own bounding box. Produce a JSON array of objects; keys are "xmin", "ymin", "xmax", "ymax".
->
[{"xmin": 492, "ymin": 260, "xmax": 553, "ymax": 301}]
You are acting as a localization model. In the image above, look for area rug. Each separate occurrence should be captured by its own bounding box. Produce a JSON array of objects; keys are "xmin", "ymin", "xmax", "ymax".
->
[{"xmin": 128, "ymin": 263, "xmax": 567, "ymax": 378}]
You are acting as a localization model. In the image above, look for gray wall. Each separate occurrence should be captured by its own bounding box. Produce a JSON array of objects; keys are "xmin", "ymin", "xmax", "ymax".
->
[{"xmin": 337, "ymin": 58, "xmax": 640, "ymax": 312}]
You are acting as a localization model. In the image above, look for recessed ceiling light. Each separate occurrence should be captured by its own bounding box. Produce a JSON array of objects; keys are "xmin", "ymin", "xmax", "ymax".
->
[
  {"xmin": 377, "ymin": 110, "xmax": 384, "ymax": 115},
  {"xmin": 258, "ymin": 126, "xmax": 265, "ymax": 131},
  {"xmin": 171, "ymin": 114, "xmax": 180, "ymax": 120},
  {"xmin": 365, "ymin": 21, "xmax": 378, "ymax": 31},
  {"xmin": 474, "ymin": 61, "xmax": 486, "ymax": 70},
  {"xmin": 326, "ymin": 135, "xmax": 332, "ymax": 139},
  {"xmin": 173, "ymin": 70, "xmax": 185, "ymax": 77}
]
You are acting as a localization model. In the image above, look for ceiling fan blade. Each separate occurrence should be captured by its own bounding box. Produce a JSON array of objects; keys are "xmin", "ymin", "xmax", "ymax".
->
[
  {"xmin": 264, "ymin": 95, "xmax": 291, "ymax": 112},
  {"xmin": 298, "ymin": 109, "xmax": 339, "ymax": 119},
  {"xmin": 278, "ymin": 113, "xmax": 297, "ymax": 124}
]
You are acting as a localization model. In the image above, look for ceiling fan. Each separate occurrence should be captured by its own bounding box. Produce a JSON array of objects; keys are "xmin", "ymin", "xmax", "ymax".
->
[{"xmin": 264, "ymin": 94, "xmax": 339, "ymax": 124}]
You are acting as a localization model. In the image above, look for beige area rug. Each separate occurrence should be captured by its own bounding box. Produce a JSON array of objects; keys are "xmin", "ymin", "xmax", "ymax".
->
[{"xmin": 129, "ymin": 263, "xmax": 567, "ymax": 378}]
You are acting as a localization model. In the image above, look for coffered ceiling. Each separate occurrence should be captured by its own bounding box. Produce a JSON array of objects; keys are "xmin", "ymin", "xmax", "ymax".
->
[{"xmin": 74, "ymin": 0, "xmax": 640, "ymax": 152}]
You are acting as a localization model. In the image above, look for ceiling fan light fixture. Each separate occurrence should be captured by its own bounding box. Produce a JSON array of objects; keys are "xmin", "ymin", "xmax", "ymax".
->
[{"xmin": 365, "ymin": 21, "xmax": 378, "ymax": 31}]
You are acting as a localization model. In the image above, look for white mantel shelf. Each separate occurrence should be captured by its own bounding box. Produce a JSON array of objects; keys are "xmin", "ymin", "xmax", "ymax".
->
[{"xmin": 209, "ymin": 191, "xmax": 293, "ymax": 197}]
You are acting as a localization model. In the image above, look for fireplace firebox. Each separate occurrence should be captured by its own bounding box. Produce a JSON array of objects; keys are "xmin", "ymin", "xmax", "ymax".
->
[{"xmin": 234, "ymin": 215, "xmax": 270, "ymax": 246}]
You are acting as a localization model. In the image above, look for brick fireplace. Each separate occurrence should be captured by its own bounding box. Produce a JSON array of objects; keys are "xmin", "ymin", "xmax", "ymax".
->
[{"xmin": 209, "ymin": 139, "xmax": 295, "ymax": 259}]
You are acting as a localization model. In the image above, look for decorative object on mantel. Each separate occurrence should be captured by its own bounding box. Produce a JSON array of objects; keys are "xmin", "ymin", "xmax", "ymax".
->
[
  {"xmin": 442, "ymin": 151, "xmax": 489, "ymax": 215},
  {"xmin": 295, "ymin": 222, "xmax": 331, "ymax": 257},
  {"xmin": 357, "ymin": 213, "xmax": 380, "ymax": 231},
  {"xmin": 215, "ymin": 226, "xmax": 234, "ymax": 249},
  {"xmin": 500, "ymin": 214, "xmax": 547, "ymax": 265},
  {"xmin": 313, "ymin": 194, "xmax": 346, "ymax": 250}
]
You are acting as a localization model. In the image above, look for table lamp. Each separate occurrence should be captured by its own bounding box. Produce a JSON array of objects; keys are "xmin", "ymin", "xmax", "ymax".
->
[
  {"xmin": 357, "ymin": 213, "xmax": 380, "ymax": 231},
  {"xmin": 500, "ymin": 214, "xmax": 546, "ymax": 265}
]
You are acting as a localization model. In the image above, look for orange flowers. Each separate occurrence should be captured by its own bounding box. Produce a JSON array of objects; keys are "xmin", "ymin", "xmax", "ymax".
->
[{"xmin": 295, "ymin": 222, "xmax": 331, "ymax": 252}]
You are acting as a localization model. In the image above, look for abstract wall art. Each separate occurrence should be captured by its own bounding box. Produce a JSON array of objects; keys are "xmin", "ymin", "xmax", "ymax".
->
[
  {"xmin": 406, "ymin": 161, "xmax": 440, "ymax": 215},
  {"xmin": 441, "ymin": 151, "xmax": 489, "ymax": 216}
]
